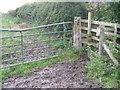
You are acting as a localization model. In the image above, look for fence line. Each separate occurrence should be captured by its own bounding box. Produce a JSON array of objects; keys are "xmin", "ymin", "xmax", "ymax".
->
[{"xmin": 1, "ymin": 14, "xmax": 119, "ymax": 69}]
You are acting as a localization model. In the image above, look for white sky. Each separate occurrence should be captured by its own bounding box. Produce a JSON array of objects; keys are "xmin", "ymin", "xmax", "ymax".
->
[{"xmin": 0, "ymin": 0, "xmax": 34, "ymax": 13}]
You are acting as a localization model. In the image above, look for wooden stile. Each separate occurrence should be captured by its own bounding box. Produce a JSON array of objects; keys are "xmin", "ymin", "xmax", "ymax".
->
[{"xmin": 73, "ymin": 12, "xmax": 119, "ymax": 66}]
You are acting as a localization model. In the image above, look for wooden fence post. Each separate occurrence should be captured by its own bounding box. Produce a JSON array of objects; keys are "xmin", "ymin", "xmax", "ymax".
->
[
  {"xmin": 99, "ymin": 26, "xmax": 105, "ymax": 56},
  {"xmin": 78, "ymin": 17, "xmax": 82, "ymax": 48},
  {"xmin": 73, "ymin": 17, "xmax": 82, "ymax": 48},
  {"xmin": 114, "ymin": 24, "xmax": 117, "ymax": 43},
  {"xmin": 87, "ymin": 12, "xmax": 92, "ymax": 41}
]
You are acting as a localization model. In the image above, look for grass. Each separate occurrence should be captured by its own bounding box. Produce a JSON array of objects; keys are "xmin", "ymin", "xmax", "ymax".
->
[{"xmin": 0, "ymin": 14, "xmax": 23, "ymax": 29}]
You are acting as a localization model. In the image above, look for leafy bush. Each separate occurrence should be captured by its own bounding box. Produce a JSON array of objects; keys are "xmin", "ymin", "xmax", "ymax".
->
[
  {"xmin": 93, "ymin": 2, "xmax": 120, "ymax": 23},
  {"xmin": 9, "ymin": 2, "xmax": 88, "ymax": 25}
]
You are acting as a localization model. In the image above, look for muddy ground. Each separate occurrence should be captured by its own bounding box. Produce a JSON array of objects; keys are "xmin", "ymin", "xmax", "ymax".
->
[{"xmin": 2, "ymin": 55, "xmax": 101, "ymax": 88}]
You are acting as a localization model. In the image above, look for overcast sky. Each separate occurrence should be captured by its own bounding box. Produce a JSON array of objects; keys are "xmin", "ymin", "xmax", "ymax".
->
[{"xmin": 0, "ymin": 0, "xmax": 34, "ymax": 13}]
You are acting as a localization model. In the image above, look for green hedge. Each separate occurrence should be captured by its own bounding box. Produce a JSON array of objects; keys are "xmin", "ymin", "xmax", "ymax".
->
[{"xmin": 10, "ymin": 2, "xmax": 88, "ymax": 25}]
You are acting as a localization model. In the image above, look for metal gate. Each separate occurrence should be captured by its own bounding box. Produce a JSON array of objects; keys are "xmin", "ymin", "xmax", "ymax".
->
[{"xmin": 0, "ymin": 22, "xmax": 73, "ymax": 69}]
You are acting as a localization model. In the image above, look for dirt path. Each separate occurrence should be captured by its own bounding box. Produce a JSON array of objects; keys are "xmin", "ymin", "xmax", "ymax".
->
[{"xmin": 2, "ymin": 55, "xmax": 101, "ymax": 88}]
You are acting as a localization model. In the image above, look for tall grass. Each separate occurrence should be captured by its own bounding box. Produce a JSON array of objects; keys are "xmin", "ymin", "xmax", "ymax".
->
[{"xmin": 0, "ymin": 14, "xmax": 23, "ymax": 29}]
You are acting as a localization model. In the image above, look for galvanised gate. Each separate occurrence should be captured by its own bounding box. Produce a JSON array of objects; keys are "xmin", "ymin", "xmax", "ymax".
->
[{"xmin": 0, "ymin": 22, "xmax": 73, "ymax": 69}]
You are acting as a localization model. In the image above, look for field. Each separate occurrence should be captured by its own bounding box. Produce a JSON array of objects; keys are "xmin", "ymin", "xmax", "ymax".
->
[{"xmin": 0, "ymin": 14, "xmax": 119, "ymax": 88}]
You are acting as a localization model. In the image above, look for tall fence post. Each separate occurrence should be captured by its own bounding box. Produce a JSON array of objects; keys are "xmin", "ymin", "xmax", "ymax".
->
[
  {"xmin": 73, "ymin": 17, "xmax": 82, "ymax": 48},
  {"xmin": 99, "ymin": 26, "xmax": 105, "ymax": 56},
  {"xmin": 87, "ymin": 12, "xmax": 92, "ymax": 41},
  {"xmin": 114, "ymin": 24, "xmax": 117, "ymax": 43}
]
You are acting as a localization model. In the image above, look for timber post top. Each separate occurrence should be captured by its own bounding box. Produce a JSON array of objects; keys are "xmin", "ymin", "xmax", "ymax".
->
[{"xmin": 74, "ymin": 17, "xmax": 81, "ymax": 25}]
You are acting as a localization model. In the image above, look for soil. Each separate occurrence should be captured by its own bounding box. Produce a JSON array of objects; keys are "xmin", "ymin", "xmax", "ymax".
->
[{"xmin": 2, "ymin": 54, "xmax": 101, "ymax": 88}]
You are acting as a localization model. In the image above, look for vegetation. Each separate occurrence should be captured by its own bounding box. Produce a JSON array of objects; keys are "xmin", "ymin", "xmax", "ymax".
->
[
  {"xmin": 1, "ymin": 2, "xmax": 119, "ymax": 88},
  {"xmin": 86, "ymin": 3, "xmax": 120, "ymax": 87},
  {"xmin": 86, "ymin": 44, "xmax": 119, "ymax": 88},
  {"xmin": 0, "ymin": 14, "xmax": 23, "ymax": 29},
  {"xmin": 93, "ymin": 2, "xmax": 120, "ymax": 23},
  {"xmin": 9, "ymin": 2, "xmax": 88, "ymax": 25}
]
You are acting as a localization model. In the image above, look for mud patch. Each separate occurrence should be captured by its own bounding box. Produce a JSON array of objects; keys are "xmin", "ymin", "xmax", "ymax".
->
[{"xmin": 2, "ymin": 54, "xmax": 101, "ymax": 88}]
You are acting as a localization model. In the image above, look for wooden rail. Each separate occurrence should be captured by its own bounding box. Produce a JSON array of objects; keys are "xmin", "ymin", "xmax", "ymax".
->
[{"xmin": 81, "ymin": 19, "xmax": 120, "ymax": 28}]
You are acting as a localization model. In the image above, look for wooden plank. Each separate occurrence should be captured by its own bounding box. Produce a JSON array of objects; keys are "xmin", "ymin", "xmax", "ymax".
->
[
  {"xmin": 81, "ymin": 26, "xmax": 88, "ymax": 30},
  {"xmin": 91, "ymin": 28, "xmax": 97, "ymax": 33},
  {"xmin": 81, "ymin": 27, "xmax": 92, "ymax": 33},
  {"xmin": 82, "ymin": 26, "xmax": 115, "ymax": 33},
  {"xmin": 82, "ymin": 41, "xmax": 98, "ymax": 47},
  {"xmin": 102, "ymin": 43, "xmax": 119, "ymax": 66},
  {"xmin": 104, "ymin": 32, "xmax": 114, "ymax": 35},
  {"xmin": 92, "ymin": 21, "xmax": 115, "ymax": 27},
  {"xmin": 91, "ymin": 36, "xmax": 99, "ymax": 41},
  {"xmin": 81, "ymin": 33, "xmax": 88, "ymax": 37},
  {"xmin": 81, "ymin": 26, "xmax": 114, "ymax": 33},
  {"xmin": 81, "ymin": 19, "xmax": 88, "ymax": 23},
  {"xmin": 81, "ymin": 19, "xmax": 120, "ymax": 28}
]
